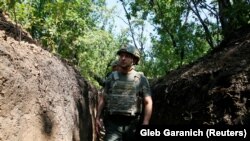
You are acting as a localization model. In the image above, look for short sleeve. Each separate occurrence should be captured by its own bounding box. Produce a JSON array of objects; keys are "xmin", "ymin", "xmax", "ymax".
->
[{"xmin": 140, "ymin": 75, "xmax": 152, "ymax": 97}]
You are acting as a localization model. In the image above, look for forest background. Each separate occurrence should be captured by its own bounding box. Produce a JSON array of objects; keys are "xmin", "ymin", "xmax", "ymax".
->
[{"xmin": 1, "ymin": 0, "xmax": 249, "ymax": 88}]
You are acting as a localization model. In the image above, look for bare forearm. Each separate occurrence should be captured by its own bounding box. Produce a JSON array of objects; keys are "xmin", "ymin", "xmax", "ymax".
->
[
  {"xmin": 95, "ymin": 95, "xmax": 105, "ymax": 134},
  {"xmin": 143, "ymin": 96, "xmax": 153, "ymax": 125},
  {"xmin": 96, "ymin": 96, "xmax": 104, "ymax": 119}
]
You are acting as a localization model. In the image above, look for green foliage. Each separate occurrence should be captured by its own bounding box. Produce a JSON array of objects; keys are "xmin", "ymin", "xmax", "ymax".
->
[
  {"xmin": 75, "ymin": 29, "xmax": 119, "ymax": 87},
  {"xmin": 129, "ymin": 0, "xmax": 230, "ymax": 78},
  {"xmin": 1, "ymin": 0, "xmax": 120, "ymax": 88},
  {"xmin": 1, "ymin": 0, "xmax": 249, "ymax": 86}
]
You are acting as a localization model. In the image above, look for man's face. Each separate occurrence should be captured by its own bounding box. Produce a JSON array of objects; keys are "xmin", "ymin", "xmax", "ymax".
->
[{"xmin": 118, "ymin": 52, "xmax": 134, "ymax": 68}]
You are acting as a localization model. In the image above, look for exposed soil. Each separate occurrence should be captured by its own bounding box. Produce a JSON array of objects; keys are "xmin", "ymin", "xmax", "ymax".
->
[
  {"xmin": 1, "ymin": 8, "xmax": 250, "ymax": 141},
  {"xmin": 0, "ymin": 11, "xmax": 98, "ymax": 141},
  {"xmin": 150, "ymin": 26, "xmax": 250, "ymax": 125}
]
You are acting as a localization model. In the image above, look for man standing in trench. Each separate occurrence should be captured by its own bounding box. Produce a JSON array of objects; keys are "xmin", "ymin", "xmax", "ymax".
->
[{"xmin": 96, "ymin": 44, "xmax": 153, "ymax": 141}]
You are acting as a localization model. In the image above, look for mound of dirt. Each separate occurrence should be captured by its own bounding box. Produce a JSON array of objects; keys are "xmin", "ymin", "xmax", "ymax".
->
[
  {"xmin": 0, "ymin": 11, "xmax": 97, "ymax": 141},
  {"xmin": 151, "ymin": 27, "xmax": 250, "ymax": 125}
]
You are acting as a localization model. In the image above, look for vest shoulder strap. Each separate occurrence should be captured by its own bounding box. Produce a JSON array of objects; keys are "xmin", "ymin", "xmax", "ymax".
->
[
  {"xmin": 111, "ymin": 70, "xmax": 143, "ymax": 82},
  {"xmin": 112, "ymin": 71, "xmax": 119, "ymax": 80}
]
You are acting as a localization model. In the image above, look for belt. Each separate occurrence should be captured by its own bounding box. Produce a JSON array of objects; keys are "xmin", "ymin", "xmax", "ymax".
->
[
  {"xmin": 106, "ymin": 111, "xmax": 140, "ymax": 117},
  {"xmin": 106, "ymin": 114, "xmax": 140, "ymax": 121}
]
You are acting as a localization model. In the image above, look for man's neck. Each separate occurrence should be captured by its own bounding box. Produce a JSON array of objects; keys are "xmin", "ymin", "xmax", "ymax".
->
[{"xmin": 120, "ymin": 66, "xmax": 134, "ymax": 74}]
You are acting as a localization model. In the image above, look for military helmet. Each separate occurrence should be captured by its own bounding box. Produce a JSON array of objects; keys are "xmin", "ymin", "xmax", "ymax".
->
[{"xmin": 117, "ymin": 44, "xmax": 140, "ymax": 65}]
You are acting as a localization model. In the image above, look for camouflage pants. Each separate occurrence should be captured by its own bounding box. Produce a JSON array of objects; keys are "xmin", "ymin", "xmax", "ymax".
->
[{"xmin": 103, "ymin": 115, "xmax": 139, "ymax": 141}]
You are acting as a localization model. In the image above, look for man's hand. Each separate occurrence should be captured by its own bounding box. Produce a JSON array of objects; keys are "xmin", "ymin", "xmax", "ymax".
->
[{"xmin": 95, "ymin": 118, "xmax": 103, "ymax": 136}]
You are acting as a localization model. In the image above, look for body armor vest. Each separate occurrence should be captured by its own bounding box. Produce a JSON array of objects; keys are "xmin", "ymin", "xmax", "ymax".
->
[{"xmin": 106, "ymin": 71, "xmax": 142, "ymax": 116}]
